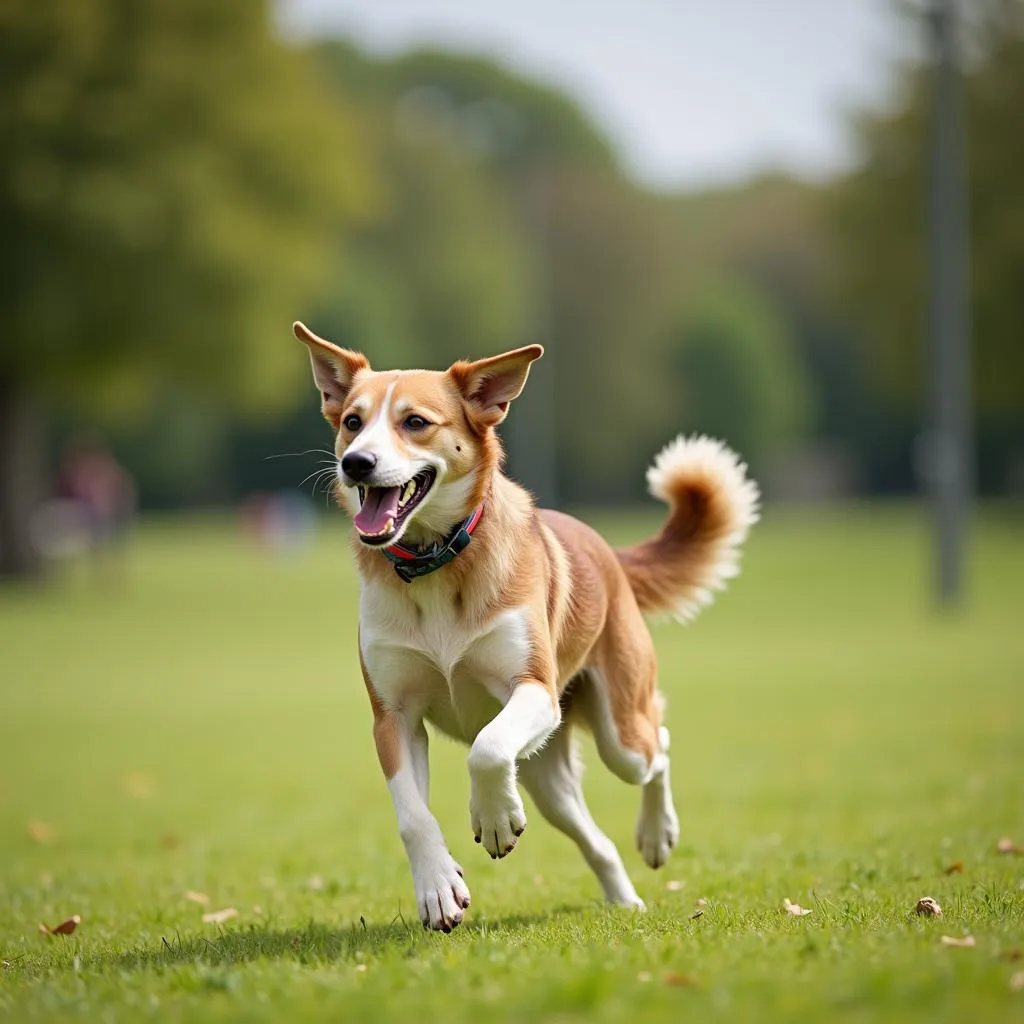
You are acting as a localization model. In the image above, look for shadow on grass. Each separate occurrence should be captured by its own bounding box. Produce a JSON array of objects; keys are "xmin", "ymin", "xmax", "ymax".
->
[{"xmin": 88, "ymin": 907, "xmax": 586, "ymax": 974}]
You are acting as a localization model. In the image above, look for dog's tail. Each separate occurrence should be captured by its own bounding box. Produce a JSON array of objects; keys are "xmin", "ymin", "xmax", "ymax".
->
[{"xmin": 615, "ymin": 435, "xmax": 760, "ymax": 622}]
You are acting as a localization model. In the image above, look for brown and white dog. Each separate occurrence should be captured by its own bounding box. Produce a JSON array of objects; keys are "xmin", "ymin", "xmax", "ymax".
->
[{"xmin": 293, "ymin": 321, "xmax": 759, "ymax": 931}]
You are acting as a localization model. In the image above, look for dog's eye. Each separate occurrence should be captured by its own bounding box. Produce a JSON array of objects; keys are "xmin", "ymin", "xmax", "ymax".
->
[
  {"xmin": 404, "ymin": 414, "xmax": 429, "ymax": 431},
  {"xmin": 343, "ymin": 414, "xmax": 362, "ymax": 432}
]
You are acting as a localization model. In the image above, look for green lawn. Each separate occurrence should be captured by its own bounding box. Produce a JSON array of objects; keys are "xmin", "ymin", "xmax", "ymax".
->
[{"xmin": 1, "ymin": 504, "xmax": 1022, "ymax": 1022}]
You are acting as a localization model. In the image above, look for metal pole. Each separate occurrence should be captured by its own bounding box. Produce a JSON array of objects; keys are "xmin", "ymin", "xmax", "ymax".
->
[{"xmin": 926, "ymin": 0, "xmax": 972, "ymax": 607}]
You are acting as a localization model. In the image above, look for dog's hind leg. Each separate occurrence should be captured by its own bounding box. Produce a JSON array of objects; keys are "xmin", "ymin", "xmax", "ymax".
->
[
  {"xmin": 517, "ymin": 722, "xmax": 644, "ymax": 907},
  {"xmin": 577, "ymin": 619, "xmax": 680, "ymax": 870}
]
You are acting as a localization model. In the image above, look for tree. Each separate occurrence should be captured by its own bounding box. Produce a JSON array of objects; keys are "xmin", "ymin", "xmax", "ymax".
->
[
  {"xmin": 0, "ymin": 0, "xmax": 375, "ymax": 575},
  {"xmin": 666, "ymin": 282, "xmax": 813, "ymax": 475}
]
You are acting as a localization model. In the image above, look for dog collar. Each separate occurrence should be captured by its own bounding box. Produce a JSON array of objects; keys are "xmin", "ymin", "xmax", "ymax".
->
[{"xmin": 382, "ymin": 504, "xmax": 484, "ymax": 583}]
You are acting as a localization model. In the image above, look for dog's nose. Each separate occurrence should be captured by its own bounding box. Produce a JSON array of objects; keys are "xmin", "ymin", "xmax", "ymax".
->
[{"xmin": 341, "ymin": 450, "xmax": 377, "ymax": 482}]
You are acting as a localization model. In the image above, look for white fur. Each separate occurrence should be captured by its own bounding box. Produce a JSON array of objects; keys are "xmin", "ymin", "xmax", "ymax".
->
[
  {"xmin": 385, "ymin": 716, "xmax": 470, "ymax": 930},
  {"xmin": 646, "ymin": 434, "xmax": 761, "ymax": 622},
  {"xmin": 517, "ymin": 726, "xmax": 644, "ymax": 907},
  {"xmin": 468, "ymin": 683, "xmax": 559, "ymax": 858}
]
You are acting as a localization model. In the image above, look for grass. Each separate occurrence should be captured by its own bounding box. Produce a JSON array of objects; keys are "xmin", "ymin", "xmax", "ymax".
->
[{"xmin": 0, "ymin": 502, "xmax": 1022, "ymax": 1022}]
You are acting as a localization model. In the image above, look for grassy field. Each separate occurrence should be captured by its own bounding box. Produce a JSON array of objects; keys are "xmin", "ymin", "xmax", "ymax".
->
[{"xmin": 1, "ymin": 504, "xmax": 1022, "ymax": 1022}]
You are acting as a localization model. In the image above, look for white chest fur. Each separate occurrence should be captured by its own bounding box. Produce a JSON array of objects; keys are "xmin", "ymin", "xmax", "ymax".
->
[{"xmin": 359, "ymin": 579, "xmax": 533, "ymax": 742}]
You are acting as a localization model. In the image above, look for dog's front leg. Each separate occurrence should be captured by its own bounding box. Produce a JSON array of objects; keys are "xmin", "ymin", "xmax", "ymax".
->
[
  {"xmin": 468, "ymin": 679, "xmax": 560, "ymax": 859},
  {"xmin": 364, "ymin": 678, "xmax": 470, "ymax": 931}
]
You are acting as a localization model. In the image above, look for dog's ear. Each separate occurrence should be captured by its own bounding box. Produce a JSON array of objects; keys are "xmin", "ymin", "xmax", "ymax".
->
[
  {"xmin": 447, "ymin": 345, "xmax": 544, "ymax": 428},
  {"xmin": 293, "ymin": 321, "xmax": 369, "ymax": 429}
]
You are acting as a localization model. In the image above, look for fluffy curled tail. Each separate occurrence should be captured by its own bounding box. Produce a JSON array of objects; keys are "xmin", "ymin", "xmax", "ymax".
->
[{"xmin": 616, "ymin": 435, "xmax": 760, "ymax": 622}]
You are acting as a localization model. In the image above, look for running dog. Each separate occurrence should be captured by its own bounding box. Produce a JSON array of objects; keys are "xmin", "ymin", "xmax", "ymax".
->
[{"xmin": 293, "ymin": 321, "xmax": 759, "ymax": 930}]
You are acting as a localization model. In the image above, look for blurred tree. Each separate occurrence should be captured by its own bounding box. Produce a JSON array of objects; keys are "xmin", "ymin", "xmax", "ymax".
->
[
  {"xmin": 0, "ymin": 0, "xmax": 375, "ymax": 575},
  {"xmin": 665, "ymin": 282, "xmax": 814, "ymax": 474},
  {"xmin": 831, "ymin": 0, "xmax": 1024, "ymax": 489}
]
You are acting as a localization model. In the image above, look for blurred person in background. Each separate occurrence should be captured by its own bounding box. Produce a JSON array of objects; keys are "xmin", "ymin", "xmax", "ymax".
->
[{"xmin": 52, "ymin": 433, "xmax": 137, "ymax": 581}]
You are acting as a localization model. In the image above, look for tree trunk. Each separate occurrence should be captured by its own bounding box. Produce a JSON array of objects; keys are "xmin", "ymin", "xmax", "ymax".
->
[{"xmin": 0, "ymin": 375, "xmax": 45, "ymax": 579}]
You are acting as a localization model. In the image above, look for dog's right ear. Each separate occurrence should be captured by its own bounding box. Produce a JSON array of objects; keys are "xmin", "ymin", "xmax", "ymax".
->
[{"xmin": 293, "ymin": 321, "xmax": 369, "ymax": 429}]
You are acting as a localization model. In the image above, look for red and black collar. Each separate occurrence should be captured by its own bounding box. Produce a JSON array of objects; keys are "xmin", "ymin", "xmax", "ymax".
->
[{"xmin": 382, "ymin": 504, "xmax": 484, "ymax": 583}]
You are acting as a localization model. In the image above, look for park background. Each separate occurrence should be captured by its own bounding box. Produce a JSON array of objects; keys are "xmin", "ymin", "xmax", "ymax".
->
[{"xmin": 1, "ymin": 2, "xmax": 1022, "ymax": 1021}]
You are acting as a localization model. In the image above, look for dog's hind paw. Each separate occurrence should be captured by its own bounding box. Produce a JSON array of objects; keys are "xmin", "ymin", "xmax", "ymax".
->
[{"xmin": 635, "ymin": 804, "xmax": 679, "ymax": 870}]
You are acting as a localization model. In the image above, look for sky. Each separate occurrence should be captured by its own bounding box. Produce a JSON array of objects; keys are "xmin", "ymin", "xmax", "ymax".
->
[{"xmin": 280, "ymin": 0, "xmax": 916, "ymax": 190}]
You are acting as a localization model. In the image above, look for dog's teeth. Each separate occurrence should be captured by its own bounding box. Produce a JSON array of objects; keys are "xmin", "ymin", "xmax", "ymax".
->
[
  {"xmin": 400, "ymin": 481, "xmax": 416, "ymax": 507},
  {"xmin": 383, "ymin": 516, "xmax": 394, "ymax": 533}
]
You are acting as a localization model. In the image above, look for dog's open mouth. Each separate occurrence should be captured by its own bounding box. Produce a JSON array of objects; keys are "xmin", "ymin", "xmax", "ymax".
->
[{"xmin": 354, "ymin": 469, "xmax": 436, "ymax": 546}]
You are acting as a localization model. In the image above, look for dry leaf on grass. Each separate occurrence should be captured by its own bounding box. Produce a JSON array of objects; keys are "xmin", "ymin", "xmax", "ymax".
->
[
  {"xmin": 39, "ymin": 915, "xmax": 80, "ymax": 936},
  {"xmin": 665, "ymin": 879, "xmax": 684, "ymax": 892},
  {"xmin": 27, "ymin": 821, "xmax": 54, "ymax": 844},
  {"xmin": 201, "ymin": 908, "xmax": 238, "ymax": 925},
  {"xmin": 940, "ymin": 935, "xmax": 976, "ymax": 948},
  {"xmin": 915, "ymin": 897, "xmax": 943, "ymax": 917},
  {"xmin": 783, "ymin": 898, "xmax": 812, "ymax": 917},
  {"xmin": 307, "ymin": 875, "xmax": 325, "ymax": 892},
  {"xmin": 997, "ymin": 837, "xmax": 1022, "ymax": 855},
  {"xmin": 944, "ymin": 861, "xmax": 964, "ymax": 875},
  {"xmin": 184, "ymin": 890, "xmax": 210, "ymax": 906},
  {"xmin": 663, "ymin": 971, "xmax": 698, "ymax": 988},
  {"xmin": 637, "ymin": 971, "xmax": 652, "ymax": 983},
  {"xmin": 1001, "ymin": 948, "xmax": 1022, "ymax": 962},
  {"xmin": 1010, "ymin": 971, "xmax": 1024, "ymax": 992}
]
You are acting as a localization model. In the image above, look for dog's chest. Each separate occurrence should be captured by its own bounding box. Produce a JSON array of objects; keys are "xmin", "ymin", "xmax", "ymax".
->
[{"xmin": 360, "ymin": 582, "xmax": 531, "ymax": 740}]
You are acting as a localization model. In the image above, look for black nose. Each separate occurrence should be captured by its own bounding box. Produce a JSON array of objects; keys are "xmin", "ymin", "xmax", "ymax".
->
[{"xmin": 341, "ymin": 450, "xmax": 377, "ymax": 482}]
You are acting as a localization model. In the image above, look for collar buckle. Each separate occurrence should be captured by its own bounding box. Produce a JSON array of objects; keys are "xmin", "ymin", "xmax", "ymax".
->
[{"xmin": 382, "ymin": 504, "xmax": 484, "ymax": 583}]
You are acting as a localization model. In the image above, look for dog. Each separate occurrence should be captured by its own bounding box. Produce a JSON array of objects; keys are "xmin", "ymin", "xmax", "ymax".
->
[{"xmin": 293, "ymin": 320, "xmax": 759, "ymax": 931}]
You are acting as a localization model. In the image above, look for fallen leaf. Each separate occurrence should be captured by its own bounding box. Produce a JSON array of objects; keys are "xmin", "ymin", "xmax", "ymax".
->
[
  {"xmin": 1011, "ymin": 971, "xmax": 1024, "ymax": 992},
  {"xmin": 941, "ymin": 935, "xmax": 976, "ymax": 948},
  {"xmin": 39, "ymin": 915, "xmax": 80, "ymax": 936},
  {"xmin": 27, "ymin": 821, "xmax": 54, "ymax": 844},
  {"xmin": 1001, "ymin": 948, "xmax": 1022, "ymax": 962},
  {"xmin": 637, "ymin": 971, "xmax": 652, "ymax": 983},
  {"xmin": 184, "ymin": 890, "xmax": 210, "ymax": 906},
  {"xmin": 783, "ymin": 898, "xmax": 812, "ymax": 917},
  {"xmin": 123, "ymin": 772, "xmax": 156, "ymax": 799},
  {"xmin": 915, "ymin": 897, "xmax": 943, "ymax": 917},
  {"xmin": 307, "ymin": 874, "xmax": 324, "ymax": 892},
  {"xmin": 665, "ymin": 879, "xmax": 684, "ymax": 892},
  {"xmin": 201, "ymin": 908, "xmax": 238, "ymax": 925},
  {"xmin": 663, "ymin": 971, "xmax": 698, "ymax": 988},
  {"xmin": 944, "ymin": 861, "xmax": 964, "ymax": 875},
  {"xmin": 689, "ymin": 909, "xmax": 704, "ymax": 920},
  {"xmin": 998, "ymin": 837, "xmax": 1022, "ymax": 855}
]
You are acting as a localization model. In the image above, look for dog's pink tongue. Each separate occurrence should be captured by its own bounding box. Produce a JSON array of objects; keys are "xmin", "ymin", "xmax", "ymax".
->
[{"xmin": 354, "ymin": 487, "xmax": 401, "ymax": 536}]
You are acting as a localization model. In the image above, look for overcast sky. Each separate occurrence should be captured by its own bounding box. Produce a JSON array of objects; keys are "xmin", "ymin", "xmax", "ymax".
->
[{"xmin": 280, "ymin": 0, "xmax": 916, "ymax": 189}]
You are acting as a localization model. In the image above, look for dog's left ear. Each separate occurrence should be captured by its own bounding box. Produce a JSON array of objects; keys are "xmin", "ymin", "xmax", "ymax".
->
[{"xmin": 448, "ymin": 345, "xmax": 544, "ymax": 427}]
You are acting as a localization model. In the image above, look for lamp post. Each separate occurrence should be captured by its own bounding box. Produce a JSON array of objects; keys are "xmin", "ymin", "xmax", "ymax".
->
[{"xmin": 925, "ymin": 0, "xmax": 972, "ymax": 607}]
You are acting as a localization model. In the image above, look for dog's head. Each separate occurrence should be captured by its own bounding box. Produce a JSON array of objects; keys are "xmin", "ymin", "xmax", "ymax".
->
[{"xmin": 293, "ymin": 322, "xmax": 543, "ymax": 548}]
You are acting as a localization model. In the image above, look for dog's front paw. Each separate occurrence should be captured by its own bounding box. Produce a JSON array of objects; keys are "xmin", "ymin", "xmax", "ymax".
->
[
  {"xmin": 411, "ymin": 850, "xmax": 471, "ymax": 932},
  {"xmin": 470, "ymin": 773, "xmax": 527, "ymax": 859}
]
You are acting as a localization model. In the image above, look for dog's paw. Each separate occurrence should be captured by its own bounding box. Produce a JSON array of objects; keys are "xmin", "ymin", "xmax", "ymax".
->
[
  {"xmin": 470, "ymin": 776, "xmax": 527, "ymax": 859},
  {"xmin": 411, "ymin": 850, "xmax": 471, "ymax": 932},
  {"xmin": 635, "ymin": 803, "xmax": 679, "ymax": 870}
]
